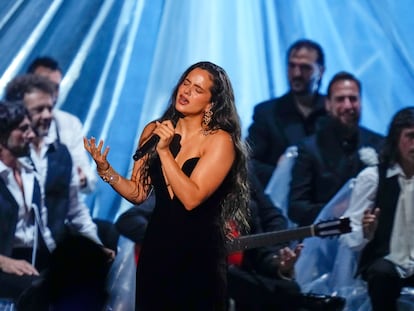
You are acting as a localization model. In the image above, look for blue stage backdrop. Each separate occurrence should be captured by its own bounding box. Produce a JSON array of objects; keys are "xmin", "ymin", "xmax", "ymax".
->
[{"xmin": 0, "ymin": 0, "xmax": 412, "ymax": 220}]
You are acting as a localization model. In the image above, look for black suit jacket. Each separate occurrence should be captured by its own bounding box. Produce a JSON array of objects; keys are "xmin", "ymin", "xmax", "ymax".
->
[
  {"xmin": 246, "ymin": 92, "xmax": 326, "ymax": 188},
  {"xmin": 0, "ymin": 170, "xmax": 42, "ymax": 257},
  {"xmin": 357, "ymin": 164, "xmax": 400, "ymax": 277},
  {"xmin": 288, "ymin": 118, "xmax": 384, "ymax": 227}
]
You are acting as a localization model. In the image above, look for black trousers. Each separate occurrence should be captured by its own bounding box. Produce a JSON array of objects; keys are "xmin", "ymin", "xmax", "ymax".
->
[
  {"xmin": 365, "ymin": 258, "xmax": 414, "ymax": 311},
  {"xmin": 0, "ymin": 247, "xmax": 50, "ymax": 301},
  {"xmin": 227, "ymin": 265, "xmax": 303, "ymax": 311}
]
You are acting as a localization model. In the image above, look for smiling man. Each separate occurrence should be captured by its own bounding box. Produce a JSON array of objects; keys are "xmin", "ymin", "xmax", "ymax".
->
[
  {"xmin": 287, "ymin": 71, "xmax": 384, "ymax": 227},
  {"xmin": 4, "ymin": 74, "xmax": 111, "ymax": 257}
]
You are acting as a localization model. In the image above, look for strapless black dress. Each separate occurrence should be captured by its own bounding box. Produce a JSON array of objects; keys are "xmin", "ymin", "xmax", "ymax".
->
[{"xmin": 135, "ymin": 154, "xmax": 227, "ymax": 311}]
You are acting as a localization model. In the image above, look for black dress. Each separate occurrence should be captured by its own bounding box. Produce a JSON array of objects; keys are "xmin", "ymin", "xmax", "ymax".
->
[{"xmin": 135, "ymin": 155, "xmax": 228, "ymax": 311}]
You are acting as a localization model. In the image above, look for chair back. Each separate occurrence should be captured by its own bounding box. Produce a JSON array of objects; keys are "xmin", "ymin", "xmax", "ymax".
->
[{"xmin": 265, "ymin": 145, "xmax": 298, "ymax": 227}]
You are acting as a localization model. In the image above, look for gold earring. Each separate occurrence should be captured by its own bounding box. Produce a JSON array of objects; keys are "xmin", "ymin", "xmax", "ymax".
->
[{"xmin": 202, "ymin": 109, "xmax": 213, "ymax": 135}]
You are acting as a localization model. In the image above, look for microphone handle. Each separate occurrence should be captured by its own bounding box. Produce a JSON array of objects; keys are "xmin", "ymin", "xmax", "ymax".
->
[{"xmin": 133, "ymin": 135, "xmax": 160, "ymax": 161}]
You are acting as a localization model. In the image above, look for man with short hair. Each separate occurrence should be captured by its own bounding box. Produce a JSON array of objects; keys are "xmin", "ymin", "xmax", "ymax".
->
[
  {"xmin": 247, "ymin": 39, "xmax": 327, "ymax": 188},
  {"xmin": 0, "ymin": 100, "xmax": 45, "ymax": 300},
  {"xmin": 27, "ymin": 56, "xmax": 97, "ymax": 193},
  {"xmin": 342, "ymin": 107, "xmax": 414, "ymax": 311},
  {"xmin": 4, "ymin": 74, "xmax": 106, "ymax": 250},
  {"xmin": 288, "ymin": 71, "xmax": 383, "ymax": 227}
]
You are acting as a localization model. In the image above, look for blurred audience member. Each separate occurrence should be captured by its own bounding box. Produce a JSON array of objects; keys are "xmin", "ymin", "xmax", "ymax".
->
[
  {"xmin": 4, "ymin": 74, "xmax": 114, "ymax": 260},
  {"xmin": 27, "ymin": 56, "xmax": 97, "ymax": 193},
  {"xmin": 115, "ymin": 193, "xmax": 155, "ymax": 246},
  {"xmin": 17, "ymin": 233, "xmax": 111, "ymax": 311},
  {"xmin": 341, "ymin": 107, "xmax": 414, "ymax": 311},
  {"xmin": 246, "ymin": 39, "xmax": 327, "ymax": 188},
  {"xmin": 288, "ymin": 72, "xmax": 383, "ymax": 227},
  {"xmin": 227, "ymin": 174, "xmax": 345, "ymax": 311},
  {"xmin": 0, "ymin": 100, "xmax": 47, "ymax": 300}
]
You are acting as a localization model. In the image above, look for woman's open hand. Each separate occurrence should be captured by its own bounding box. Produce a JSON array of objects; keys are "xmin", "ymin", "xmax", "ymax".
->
[{"xmin": 84, "ymin": 137, "xmax": 110, "ymax": 171}]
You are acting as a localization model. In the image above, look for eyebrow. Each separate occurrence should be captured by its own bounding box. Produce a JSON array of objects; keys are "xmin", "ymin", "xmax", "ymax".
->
[{"xmin": 184, "ymin": 78, "xmax": 206, "ymax": 92}]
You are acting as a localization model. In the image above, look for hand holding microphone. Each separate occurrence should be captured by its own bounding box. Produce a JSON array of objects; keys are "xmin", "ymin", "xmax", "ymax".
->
[{"xmin": 133, "ymin": 120, "xmax": 175, "ymax": 160}]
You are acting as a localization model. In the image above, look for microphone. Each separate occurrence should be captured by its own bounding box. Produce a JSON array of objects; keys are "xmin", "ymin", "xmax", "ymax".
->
[{"xmin": 133, "ymin": 135, "xmax": 160, "ymax": 161}]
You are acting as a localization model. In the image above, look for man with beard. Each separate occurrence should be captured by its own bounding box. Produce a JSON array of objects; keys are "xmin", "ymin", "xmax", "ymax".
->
[
  {"xmin": 287, "ymin": 72, "xmax": 384, "ymax": 227},
  {"xmin": 0, "ymin": 100, "xmax": 44, "ymax": 300},
  {"xmin": 4, "ymin": 75, "xmax": 113, "ymax": 259},
  {"xmin": 247, "ymin": 39, "xmax": 327, "ymax": 188},
  {"xmin": 27, "ymin": 56, "xmax": 97, "ymax": 194}
]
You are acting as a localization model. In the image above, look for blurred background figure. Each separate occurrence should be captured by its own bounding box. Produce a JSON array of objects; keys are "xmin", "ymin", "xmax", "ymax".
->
[
  {"xmin": 342, "ymin": 107, "xmax": 414, "ymax": 311},
  {"xmin": 288, "ymin": 71, "xmax": 383, "ymax": 227},
  {"xmin": 27, "ymin": 56, "xmax": 97, "ymax": 194},
  {"xmin": 246, "ymin": 39, "xmax": 326, "ymax": 189},
  {"xmin": 0, "ymin": 100, "xmax": 40, "ymax": 302},
  {"xmin": 17, "ymin": 233, "xmax": 111, "ymax": 311}
]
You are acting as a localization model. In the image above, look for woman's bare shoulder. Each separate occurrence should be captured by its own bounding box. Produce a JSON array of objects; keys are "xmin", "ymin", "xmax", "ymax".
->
[
  {"xmin": 139, "ymin": 121, "xmax": 157, "ymax": 145},
  {"xmin": 211, "ymin": 129, "xmax": 232, "ymax": 140},
  {"xmin": 203, "ymin": 129, "xmax": 233, "ymax": 149}
]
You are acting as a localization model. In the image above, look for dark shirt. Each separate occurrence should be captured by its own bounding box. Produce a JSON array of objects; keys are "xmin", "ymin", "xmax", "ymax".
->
[
  {"xmin": 288, "ymin": 117, "xmax": 384, "ymax": 226},
  {"xmin": 246, "ymin": 92, "xmax": 326, "ymax": 188}
]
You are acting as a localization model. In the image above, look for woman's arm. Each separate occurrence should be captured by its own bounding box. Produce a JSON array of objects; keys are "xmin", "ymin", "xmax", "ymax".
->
[
  {"xmin": 155, "ymin": 121, "xmax": 235, "ymax": 210},
  {"xmin": 84, "ymin": 122, "xmax": 157, "ymax": 205}
]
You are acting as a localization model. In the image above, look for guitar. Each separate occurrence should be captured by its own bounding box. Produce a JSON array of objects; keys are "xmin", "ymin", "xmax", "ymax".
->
[{"xmin": 226, "ymin": 217, "xmax": 351, "ymax": 254}]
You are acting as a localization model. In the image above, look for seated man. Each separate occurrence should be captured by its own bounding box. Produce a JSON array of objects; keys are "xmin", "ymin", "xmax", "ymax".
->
[
  {"xmin": 27, "ymin": 56, "xmax": 97, "ymax": 194},
  {"xmin": 227, "ymin": 174, "xmax": 345, "ymax": 311},
  {"xmin": 288, "ymin": 71, "xmax": 383, "ymax": 227},
  {"xmin": 5, "ymin": 74, "xmax": 105, "ymax": 248},
  {"xmin": 0, "ymin": 101, "xmax": 42, "ymax": 301},
  {"xmin": 341, "ymin": 107, "xmax": 414, "ymax": 311},
  {"xmin": 1, "ymin": 75, "xmax": 114, "ymax": 301}
]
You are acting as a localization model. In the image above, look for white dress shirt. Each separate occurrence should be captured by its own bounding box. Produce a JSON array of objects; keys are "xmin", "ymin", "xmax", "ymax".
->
[
  {"xmin": 0, "ymin": 158, "xmax": 55, "ymax": 251},
  {"xmin": 50, "ymin": 109, "xmax": 97, "ymax": 193},
  {"xmin": 30, "ymin": 133, "xmax": 101, "ymax": 245},
  {"xmin": 341, "ymin": 164, "xmax": 414, "ymax": 278}
]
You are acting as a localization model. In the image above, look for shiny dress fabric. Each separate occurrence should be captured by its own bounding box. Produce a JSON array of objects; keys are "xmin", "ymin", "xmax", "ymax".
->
[{"xmin": 136, "ymin": 154, "xmax": 227, "ymax": 311}]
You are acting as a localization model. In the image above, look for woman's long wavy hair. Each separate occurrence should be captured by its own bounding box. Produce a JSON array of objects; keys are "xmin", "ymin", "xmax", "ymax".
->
[
  {"xmin": 137, "ymin": 61, "xmax": 250, "ymax": 235},
  {"xmin": 380, "ymin": 106, "xmax": 414, "ymax": 166}
]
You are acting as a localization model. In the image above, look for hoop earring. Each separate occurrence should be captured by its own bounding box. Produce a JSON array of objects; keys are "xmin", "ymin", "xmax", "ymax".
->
[{"xmin": 202, "ymin": 109, "xmax": 213, "ymax": 135}]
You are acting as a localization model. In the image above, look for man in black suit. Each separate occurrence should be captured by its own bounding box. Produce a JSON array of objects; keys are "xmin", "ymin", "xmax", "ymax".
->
[
  {"xmin": 288, "ymin": 71, "xmax": 384, "ymax": 227},
  {"xmin": 227, "ymin": 173, "xmax": 345, "ymax": 311},
  {"xmin": 247, "ymin": 39, "xmax": 327, "ymax": 188}
]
